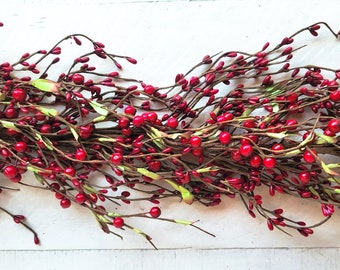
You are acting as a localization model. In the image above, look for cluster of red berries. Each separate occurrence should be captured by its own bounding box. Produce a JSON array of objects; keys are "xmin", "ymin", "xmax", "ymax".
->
[{"xmin": 0, "ymin": 21, "xmax": 339, "ymax": 247}]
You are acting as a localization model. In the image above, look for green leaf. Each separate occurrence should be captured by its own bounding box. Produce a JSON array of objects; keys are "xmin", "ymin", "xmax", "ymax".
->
[
  {"xmin": 35, "ymin": 134, "xmax": 54, "ymax": 150},
  {"xmin": 242, "ymin": 107, "xmax": 255, "ymax": 117},
  {"xmin": 0, "ymin": 120, "xmax": 21, "ymax": 133},
  {"xmin": 70, "ymin": 126, "xmax": 79, "ymax": 141},
  {"xmin": 95, "ymin": 214, "xmax": 111, "ymax": 224},
  {"xmin": 98, "ymin": 137, "xmax": 117, "ymax": 142},
  {"xmin": 148, "ymin": 127, "xmax": 165, "ymax": 148},
  {"xmin": 27, "ymin": 165, "xmax": 45, "ymax": 173},
  {"xmin": 174, "ymin": 219, "xmax": 193, "ymax": 226},
  {"xmin": 272, "ymin": 103, "xmax": 279, "ymax": 113},
  {"xmin": 316, "ymin": 133, "xmax": 337, "ymax": 144},
  {"xmin": 33, "ymin": 172, "xmax": 45, "ymax": 185},
  {"xmin": 93, "ymin": 115, "xmax": 107, "ymax": 123},
  {"xmin": 321, "ymin": 161, "xmax": 339, "ymax": 176},
  {"xmin": 38, "ymin": 106, "xmax": 58, "ymax": 116},
  {"xmin": 137, "ymin": 168, "xmax": 162, "ymax": 180},
  {"xmin": 83, "ymin": 184, "xmax": 99, "ymax": 194},
  {"xmin": 266, "ymin": 132, "xmax": 287, "ymax": 139},
  {"xmin": 196, "ymin": 166, "xmax": 219, "ymax": 173},
  {"xmin": 165, "ymin": 180, "xmax": 194, "ymax": 204},
  {"xmin": 178, "ymin": 185, "xmax": 194, "ymax": 205},
  {"xmin": 89, "ymin": 100, "xmax": 109, "ymax": 116},
  {"xmin": 31, "ymin": 79, "xmax": 60, "ymax": 93},
  {"xmin": 107, "ymin": 212, "xmax": 122, "ymax": 217}
]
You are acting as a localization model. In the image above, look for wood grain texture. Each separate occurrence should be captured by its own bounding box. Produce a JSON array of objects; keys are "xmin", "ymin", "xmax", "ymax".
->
[{"xmin": 1, "ymin": 0, "xmax": 340, "ymax": 268}]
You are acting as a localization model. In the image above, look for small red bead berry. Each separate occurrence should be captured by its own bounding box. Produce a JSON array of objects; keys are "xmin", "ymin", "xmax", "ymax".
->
[
  {"xmin": 167, "ymin": 117, "xmax": 178, "ymax": 129},
  {"xmin": 286, "ymin": 119, "xmax": 298, "ymax": 130},
  {"xmin": 60, "ymin": 198, "xmax": 71, "ymax": 208},
  {"xmin": 149, "ymin": 206, "xmax": 161, "ymax": 218},
  {"xmin": 132, "ymin": 115, "xmax": 145, "ymax": 128},
  {"xmin": 239, "ymin": 144, "xmax": 253, "ymax": 157},
  {"xmin": 75, "ymin": 193, "xmax": 87, "ymax": 204},
  {"xmin": 3, "ymin": 165, "xmax": 19, "ymax": 178},
  {"xmin": 5, "ymin": 108, "xmax": 18, "ymax": 118},
  {"xmin": 12, "ymin": 88, "xmax": 27, "ymax": 102},
  {"xmin": 271, "ymin": 143, "xmax": 284, "ymax": 154},
  {"xmin": 111, "ymin": 152, "xmax": 123, "ymax": 165},
  {"xmin": 75, "ymin": 149, "xmax": 87, "ymax": 161},
  {"xmin": 249, "ymin": 155, "xmax": 262, "ymax": 168},
  {"xmin": 64, "ymin": 166, "xmax": 76, "ymax": 177},
  {"xmin": 189, "ymin": 136, "xmax": 202, "ymax": 148},
  {"xmin": 40, "ymin": 124, "xmax": 52, "ymax": 133},
  {"xmin": 144, "ymin": 85, "xmax": 156, "ymax": 95},
  {"xmin": 14, "ymin": 141, "xmax": 28, "ymax": 152},
  {"xmin": 219, "ymin": 131, "xmax": 231, "ymax": 144},
  {"xmin": 147, "ymin": 112, "xmax": 158, "ymax": 123},
  {"xmin": 327, "ymin": 119, "xmax": 340, "ymax": 133},
  {"xmin": 330, "ymin": 90, "xmax": 340, "ymax": 102},
  {"xmin": 118, "ymin": 117, "xmax": 130, "ymax": 128},
  {"xmin": 299, "ymin": 171, "xmax": 311, "ymax": 185},
  {"xmin": 148, "ymin": 160, "xmax": 161, "ymax": 172},
  {"xmin": 113, "ymin": 217, "xmax": 124, "ymax": 228},
  {"xmin": 303, "ymin": 150, "xmax": 317, "ymax": 163},
  {"xmin": 124, "ymin": 106, "xmax": 136, "ymax": 115},
  {"xmin": 263, "ymin": 157, "xmax": 276, "ymax": 169},
  {"xmin": 72, "ymin": 73, "xmax": 85, "ymax": 85}
]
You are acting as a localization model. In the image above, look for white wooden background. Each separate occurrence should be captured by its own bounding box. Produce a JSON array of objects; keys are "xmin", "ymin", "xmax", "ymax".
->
[{"xmin": 1, "ymin": 0, "xmax": 340, "ymax": 269}]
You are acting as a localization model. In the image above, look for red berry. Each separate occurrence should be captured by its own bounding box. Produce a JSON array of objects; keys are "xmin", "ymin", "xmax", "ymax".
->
[
  {"xmin": 232, "ymin": 150, "xmax": 242, "ymax": 161},
  {"xmin": 327, "ymin": 119, "xmax": 340, "ymax": 133},
  {"xmin": 286, "ymin": 119, "xmax": 298, "ymax": 130},
  {"xmin": 147, "ymin": 112, "xmax": 158, "ymax": 123},
  {"xmin": 111, "ymin": 152, "xmax": 123, "ymax": 165},
  {"xmin": 189, "ymin": 136, "xmax": 202, "ymax": 148},
  {"xmin": 144, "ymin": 85, "xmax": 156, "ymax": 95},
  {"xmin": 243, "ymin": 120, "xmax": 256, "ymax": 129},
  {"xmin": 3, "ymin": 165, "xmax": 19, "ymax": 178},
  {"xmin": 271, "ymin": 143, "xmax": 284, "ymax": 154},
  {"xmin": 263, "ymin": 157, "xmax": 276, "ymax": 169},
  {"xmin": 12, "ymin": 88, "xmax": 27, "ymax": 102},
  {"xmin": 113, "ymin": 217, "xmax": 124, "ymax": 228},
  {"xmin": 75, "ymin": 193, "xmax": 87, "ymax": 204},
  {"xmin": 64, "ymin": 166, "xmax": 76, "ymax": 177},
  {"xmin": 303, "ymin": 150, "xmax": 316, "ymax": 163},
  {"xmin": 5, "ymin": 108, "xmax": 18, "ymax": 118},
  {"xmin": 75, "ymin": 149, "xmax": 87, "ymax": 161},
  {"xmin": 148, "ymin": 160, "xmax": 161, "ymax": 172},
  {"xmin": 124, "ymin": 106, "xmax": 136, "ymax": 115},
  {"xmin": 72, "ymin": 73, "xmax": 84, "ymax": 85},
  {"xmin": 40, "ymin": 124, "xmax": 52, "ymax": 133},
  {"xmin": 132, "ymin": 115, "xmax": 145, "ymax": 128},
  {"xmin": 239, "ymin": 145, "xmax": 253, "ymax": 157},
  {"xmin": 167, "ymin": 117, "xmax": 178, "ymax": 129},
  {"xmin": 249, "ymin": 155, "xmax": 262, "ymax": 168},
  {"xmin": 330, "ymin": 90, "xmax": 340, "ymax": 102},
  {"xmin": 299, "ymin": 172, "xmax": 311, "ymax": 185},
  {"xmin": 149, "ymin": 206, "xmax": 161, "ymax": 218},
  {"xmin": 118, "ymin": 117, "xmax": 130, "ymax": 129},
  {"xmin": 219, "ymin": 131, "xmax": 231, "ymax": 144},
  {"xmin": 14, "ymin": 141, "xmax": 28, "ymax": 152},
  {"xmin": 60, "ymin": 198, "xmax": 71, "ymax": 208}
]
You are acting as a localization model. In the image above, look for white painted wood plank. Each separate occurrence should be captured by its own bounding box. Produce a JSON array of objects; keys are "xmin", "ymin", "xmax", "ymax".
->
[{"xmin": 1, "ymin": 248, "xmax": 340, "ymax": 270}]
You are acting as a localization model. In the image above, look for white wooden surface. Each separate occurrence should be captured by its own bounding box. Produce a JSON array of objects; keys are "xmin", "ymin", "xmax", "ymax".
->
[{"xmin": 1, "ymin": 0, "xmax": 340, "ymax": 269}]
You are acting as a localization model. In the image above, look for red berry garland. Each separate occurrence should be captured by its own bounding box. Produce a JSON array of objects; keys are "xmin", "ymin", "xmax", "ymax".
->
[{"xmin": 0, "ymin": 21, "xmax": 339, "ymax": 247}]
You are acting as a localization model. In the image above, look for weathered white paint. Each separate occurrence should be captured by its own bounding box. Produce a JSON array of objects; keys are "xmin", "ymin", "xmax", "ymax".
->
[{"xmin": 0, "ymin": 0, "xmax": 340, "ymax": 268}]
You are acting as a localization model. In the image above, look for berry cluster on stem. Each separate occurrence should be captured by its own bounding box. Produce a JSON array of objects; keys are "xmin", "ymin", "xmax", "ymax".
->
[{"xmin": 0, "ymin": 21, "xmax": 339, "ymax": 247}]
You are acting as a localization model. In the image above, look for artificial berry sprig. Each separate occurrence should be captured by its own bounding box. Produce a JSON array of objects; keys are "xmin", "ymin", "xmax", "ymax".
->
[{"xmin": 0, "ymin": 21, "xmax": 339, "ymax": 247}]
